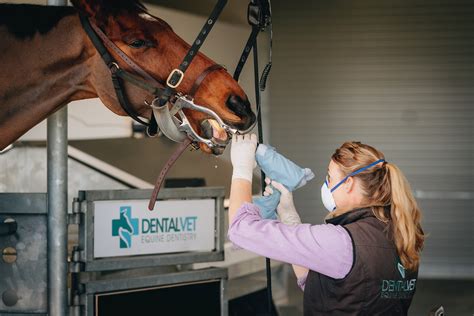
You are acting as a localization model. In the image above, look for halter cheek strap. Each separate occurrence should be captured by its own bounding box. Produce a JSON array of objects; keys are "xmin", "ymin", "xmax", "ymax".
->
[{"xmin": 79, "ymin": 15, "xmax": 157, "ymax": 126}]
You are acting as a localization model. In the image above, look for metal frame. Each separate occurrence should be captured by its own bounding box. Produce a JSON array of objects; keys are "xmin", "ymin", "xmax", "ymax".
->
[
  {"xmin": 0, "ymin": 193, "xmax": 48, "ymax": 315},
  {"xmin": 79, "ymin": 267, "xmax": 228, "ymax": 316},
  {"xmin": 72, "ymin": 187, "xmax": 225, "ymax": 272},
  {"xmin": 0, "ymin": 193, "xmax": 47, "ymax": 213}
]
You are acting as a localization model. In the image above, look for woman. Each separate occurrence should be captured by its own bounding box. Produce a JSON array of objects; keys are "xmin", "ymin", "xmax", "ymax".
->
[{"xmin": 228, "ymin": 134, "xmax": 425, "ymax": 315}]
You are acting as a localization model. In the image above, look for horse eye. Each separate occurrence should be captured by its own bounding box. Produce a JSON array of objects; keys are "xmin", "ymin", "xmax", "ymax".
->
[{"xmin": 129, "ymin": 39, "xmax": 146, "ymax": 48}]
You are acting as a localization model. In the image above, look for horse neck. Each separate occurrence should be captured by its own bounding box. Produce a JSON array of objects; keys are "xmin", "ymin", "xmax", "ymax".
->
[{"xmin": 0, "ymin": 8, "xmax": 94, "ymax": 150}]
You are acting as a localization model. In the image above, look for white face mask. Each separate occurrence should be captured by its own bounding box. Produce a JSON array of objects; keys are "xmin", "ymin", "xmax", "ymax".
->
[
  {"xmin": 321, "ymin": 159, "xmax": 386, "ymax": 212},
  {"xmin": 321, "ymin": 176, "xmax": 337, "ymax": 212}
]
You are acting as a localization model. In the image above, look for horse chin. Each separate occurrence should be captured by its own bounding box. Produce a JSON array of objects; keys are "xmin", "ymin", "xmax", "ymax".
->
[
  {"xmin": 199, "ymin": 143, "xmax": 226, "ymax": 155},
  {"xmin": 199, "ymin": 119, "xmax": 229, "ymax": 155}
]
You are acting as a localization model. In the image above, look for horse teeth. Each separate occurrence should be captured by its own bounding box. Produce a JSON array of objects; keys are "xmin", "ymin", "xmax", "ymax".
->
[{"xmin": 207, "ymin": 119, "xmax": 228, "ymax": 141}]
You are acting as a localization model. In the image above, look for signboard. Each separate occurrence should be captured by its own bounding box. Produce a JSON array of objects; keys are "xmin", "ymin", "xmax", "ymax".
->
[{"xmin": 93, "ymin": 199, "xmax": 215, "ymax": 258}]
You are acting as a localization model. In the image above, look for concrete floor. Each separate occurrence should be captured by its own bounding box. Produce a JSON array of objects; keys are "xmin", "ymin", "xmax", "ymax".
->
[
  {"xmin": 409, "ymin": 279, "xmax": 474, "ymax": 316},
  {"xmin": 277, "ymin": 275, "xmax": 474, "ymax": 316}
]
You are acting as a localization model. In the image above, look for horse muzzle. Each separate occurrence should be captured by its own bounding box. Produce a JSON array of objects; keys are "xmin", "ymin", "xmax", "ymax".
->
[{"xmin": 150, "ymin": 94, "xmax": 256, "ymax": 155}]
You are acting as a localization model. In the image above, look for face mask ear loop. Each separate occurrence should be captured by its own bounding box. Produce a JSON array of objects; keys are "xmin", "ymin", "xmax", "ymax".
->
[
  {"xmin": 330, "ymin": 159, "xmax": 385, "ymax": 193},
  {"xmin": 330, "ymin": 175, "xmax": 350, "ymax": 193}
]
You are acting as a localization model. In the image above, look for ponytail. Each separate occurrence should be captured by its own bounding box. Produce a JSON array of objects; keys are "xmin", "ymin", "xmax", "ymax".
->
[{"xmin": 383, "ymin": 163, "xmax": 425, "ymax": 271}]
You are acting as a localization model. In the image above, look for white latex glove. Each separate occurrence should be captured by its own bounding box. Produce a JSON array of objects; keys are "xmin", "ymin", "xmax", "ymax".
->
[
  {"xmin": 230, "ymin": 133, "xmax": 258, "ymax": 182},
  {"xmin": 263, "ymin": 177, "xmax": 302, "ymax": 226}
]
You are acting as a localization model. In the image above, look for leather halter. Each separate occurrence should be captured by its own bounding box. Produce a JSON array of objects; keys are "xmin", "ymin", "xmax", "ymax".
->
[
  {"xmin": 79, "ymin": 0, "xmax": 270, "ymax": 211},
  {"xmin": 80, "ymin": 15, "xmax": 225, "ymax": 132}
]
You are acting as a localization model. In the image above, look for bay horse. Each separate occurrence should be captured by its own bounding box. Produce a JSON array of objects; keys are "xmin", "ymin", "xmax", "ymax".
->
[{"xmin": 0, "ymin": 0, "xmax": 256, "ymax": 155}]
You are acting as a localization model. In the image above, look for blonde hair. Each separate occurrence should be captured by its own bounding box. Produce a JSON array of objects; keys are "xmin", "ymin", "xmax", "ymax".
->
[{"xmin": 325, "ymin": 141, "xmax": 425, "ymax": 271}]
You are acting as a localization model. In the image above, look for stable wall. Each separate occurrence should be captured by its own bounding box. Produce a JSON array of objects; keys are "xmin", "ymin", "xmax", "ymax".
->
[{"xmin": 269, "ymin": 0, "xmax": 473, "ymax": 279}]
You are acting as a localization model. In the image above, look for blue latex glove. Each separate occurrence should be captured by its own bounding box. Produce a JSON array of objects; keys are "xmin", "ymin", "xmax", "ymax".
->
[{"xmin": 253, "ymin": 144, "xmax": 315, "ymax": 219}]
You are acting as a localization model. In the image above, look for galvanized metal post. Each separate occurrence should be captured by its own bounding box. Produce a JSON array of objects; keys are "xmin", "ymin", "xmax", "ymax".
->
[
  {"xmin": 47, "ymin": 110, "xmax": 68, "ymax": 316},
  {"xmin": 47, "ymin": 1, "xmax": 68, "ymax": 316}
]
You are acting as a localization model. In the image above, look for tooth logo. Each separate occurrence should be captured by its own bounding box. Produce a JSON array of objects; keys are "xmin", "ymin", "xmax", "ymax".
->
[
  {"xmin": 397, "ymin": 262, "xmax": 406, "ymax": 279},
  {"xmin": 112, "ymin": 206, "xmax": 139, "ymax": 249}
]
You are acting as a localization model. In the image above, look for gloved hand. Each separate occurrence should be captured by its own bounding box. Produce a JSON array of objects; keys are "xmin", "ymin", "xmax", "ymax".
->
[
  {"xmin": 231, "ymin": 133, "xmax": 258, "ymax": 182},
  {"xmin": 264, "ymin": 177, "xmax": 301, "ymax": 226}
]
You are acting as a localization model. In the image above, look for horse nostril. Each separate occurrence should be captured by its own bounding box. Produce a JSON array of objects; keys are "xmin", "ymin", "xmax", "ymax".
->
[
  {"xmin": 226, "ymin": 94, "xmax": 256, "ymax": 130},
  {"xmin": 226, "ymin": 94, "xmax": 251, "ymax": 117}
]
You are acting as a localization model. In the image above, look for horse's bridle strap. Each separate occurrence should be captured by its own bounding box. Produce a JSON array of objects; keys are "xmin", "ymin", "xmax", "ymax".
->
[
  {"xmin": 188, "ymin": 64, "xmax": 224, "ymax": 97},
  {"xmin": 148, "ymin": 137, "xmax": 193, "ymax": 211},
  {"xmin": 80, "ymin": 13, "xmax": 229, "ymax": 134},
  {"xmin": 114, "ymin": 67, "xmax": 164, "ymax": 96},
  {"xmin": 79, "ymin": 15, "xmax": 153, "ymax": 126},
  {"xmin": 234, "ymin": 0, "xmax": 272, "ymax": 82},
  {"xmin": 158, "ymin": 0, "xmax": 228, "ymax": 106}
]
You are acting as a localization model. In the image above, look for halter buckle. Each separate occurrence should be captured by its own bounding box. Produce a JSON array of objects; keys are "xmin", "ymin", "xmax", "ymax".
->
[{"xmin": 166, "ymin": 69, "xmax": 184, "ymax": 89}]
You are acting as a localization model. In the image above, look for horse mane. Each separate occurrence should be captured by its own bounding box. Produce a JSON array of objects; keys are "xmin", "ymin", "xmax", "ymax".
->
[
  {"xmin": 0, "ymin": 4, "xmax": 76, "ymax": 39},
  {"xmin": 70, "ymin": 0, "xmax": 149, "ymax": 18}
]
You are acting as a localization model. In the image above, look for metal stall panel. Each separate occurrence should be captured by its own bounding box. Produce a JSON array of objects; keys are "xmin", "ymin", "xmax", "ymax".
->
[
  {"xmin": 270, "ymin": 0, "xmax": 474, "ymax": 279},
  {"xmin": 74, "ymin": 187, "xmax": 225, "ymax": 271},
  {"xmin": 0, "ymin": 193, "xmax": 48, "ymax": 315},
  {"xmin": 81, "ymin": 267, "xmax": 228, "ymax": 316}
]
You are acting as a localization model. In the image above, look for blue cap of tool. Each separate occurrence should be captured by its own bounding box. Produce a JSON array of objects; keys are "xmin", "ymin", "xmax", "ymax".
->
[{"xmin": 253, "ymin": 144, "xmax": 315, "ymax": 219}]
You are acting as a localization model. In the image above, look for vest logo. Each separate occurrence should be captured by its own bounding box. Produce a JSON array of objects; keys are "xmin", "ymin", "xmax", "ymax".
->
[
  {"xmin": 380, "ymin": 260, "xmax": 416, "ymax": 299},
  {"xmin": 112, "ymin": 206, "xmax": 139, "ymax": 249},
  {"xmin": 397, "ymin": 262, "xmax": 406, "ymax": 278}
]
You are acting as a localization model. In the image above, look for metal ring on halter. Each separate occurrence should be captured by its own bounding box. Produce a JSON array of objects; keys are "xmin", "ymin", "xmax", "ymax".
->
[{"xmin": 108, "ymin": 62, "xmax": 120, "ymax": 73}]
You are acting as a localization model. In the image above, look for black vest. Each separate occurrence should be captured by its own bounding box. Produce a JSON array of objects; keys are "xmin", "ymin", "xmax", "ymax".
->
[{"xmin": 303, "ymin": 206, "xmax": 418, "ymax": 316}]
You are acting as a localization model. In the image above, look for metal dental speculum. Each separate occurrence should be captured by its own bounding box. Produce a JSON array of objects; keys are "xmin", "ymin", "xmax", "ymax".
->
[{"xmin": 150, "ymin": 94, "xmax": 256, "ymax": 149}]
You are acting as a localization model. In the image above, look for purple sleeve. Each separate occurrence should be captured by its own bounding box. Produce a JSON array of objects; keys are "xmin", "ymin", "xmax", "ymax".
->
[{"xmin": 228, "ymin": 202, "xmax": 353, "ymax": 281}]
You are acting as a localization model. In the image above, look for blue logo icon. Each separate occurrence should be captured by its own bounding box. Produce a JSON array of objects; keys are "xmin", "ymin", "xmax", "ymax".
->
[
  {"xmin": 112, "ymin": 206, "xmax": 139, "ymax": 248},
  {"xmin": 397, "ymin": 262, "xmax": 406, "ymax": 278}
]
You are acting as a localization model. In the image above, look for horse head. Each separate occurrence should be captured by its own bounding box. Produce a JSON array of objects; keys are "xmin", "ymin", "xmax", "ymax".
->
[{"xmin": 72, "ymin": 0, "xmax": 256, "ymax": 155}]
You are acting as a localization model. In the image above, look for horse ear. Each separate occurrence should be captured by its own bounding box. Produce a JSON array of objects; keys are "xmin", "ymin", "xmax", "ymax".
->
[{"xmin": 71, "ymin": 0, "xmax": 101, "ymax": 18}]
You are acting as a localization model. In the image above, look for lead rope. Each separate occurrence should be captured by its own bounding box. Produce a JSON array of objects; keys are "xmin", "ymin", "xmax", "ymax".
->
[{"xmin": 259, "ymin": 17, "xmax": 272, "ymax": 91}]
